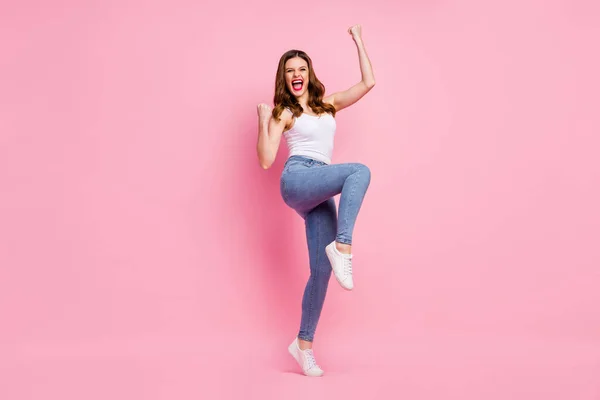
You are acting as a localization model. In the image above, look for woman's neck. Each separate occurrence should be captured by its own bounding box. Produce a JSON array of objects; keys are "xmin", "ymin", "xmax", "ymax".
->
[{"xmin": 296, "ymin": 93, "xmax": 309, "ymax": 109}]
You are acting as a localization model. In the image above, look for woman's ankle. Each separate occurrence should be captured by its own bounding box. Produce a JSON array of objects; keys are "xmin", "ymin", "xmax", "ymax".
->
[
  {"xmin": 298, "ymin": 338, "xmax": 313, "ymax": 350},
  {"xmin": 335, "ymin": 241, "xmax": 352, "ymax": 255}
]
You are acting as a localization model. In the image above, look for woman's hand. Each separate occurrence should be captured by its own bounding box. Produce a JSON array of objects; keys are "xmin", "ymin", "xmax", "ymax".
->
[
  {"xmin": 348, "ymin": 24, "xmax": 362, "ymax": 41},
  {"xmin": 257, "ymin": 103, "xmax": 272, "ymax": 122}
]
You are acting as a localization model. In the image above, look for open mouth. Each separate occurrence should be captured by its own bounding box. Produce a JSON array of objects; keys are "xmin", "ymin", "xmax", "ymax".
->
[{"xmin": 292, "ymin": 79, "xmax": 304, "ymax": 91}]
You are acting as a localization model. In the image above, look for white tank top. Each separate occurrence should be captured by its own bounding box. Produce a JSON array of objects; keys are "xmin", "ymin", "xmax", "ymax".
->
[{"xmin": 283, "ymin": 109, "xmax": 336, "ymax": 164}]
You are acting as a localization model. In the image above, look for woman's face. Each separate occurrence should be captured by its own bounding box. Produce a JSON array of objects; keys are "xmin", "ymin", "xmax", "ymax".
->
[{"xmin": 284, "ymin": 57, "xmax": 309, "ymax": 98}]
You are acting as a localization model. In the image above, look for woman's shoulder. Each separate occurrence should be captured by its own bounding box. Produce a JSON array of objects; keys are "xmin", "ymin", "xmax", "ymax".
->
[
  {"xmin": 273, "ymin": 105, "xmax": 294, "ymax": 120},
  {"xmin": 276, "ymin": 106, "xmax": 295, "ymax": 132}
]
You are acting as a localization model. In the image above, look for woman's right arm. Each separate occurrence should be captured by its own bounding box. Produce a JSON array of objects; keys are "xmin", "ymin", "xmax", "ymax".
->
[{"xmin": 256, "ymin": 104, "xmax": 290, "ymax": 169}]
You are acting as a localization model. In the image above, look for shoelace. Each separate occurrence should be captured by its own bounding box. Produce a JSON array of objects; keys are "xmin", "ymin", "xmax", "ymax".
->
[
  {"xmin": 343, "ymin": 256, "xmax": 353, "ymax": 276},
  {"xmin": 304, "ymin": 349, "xmax": 318, "ymax": 370}
]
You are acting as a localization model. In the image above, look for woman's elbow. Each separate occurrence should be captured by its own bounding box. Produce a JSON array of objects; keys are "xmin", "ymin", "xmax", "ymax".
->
[{"xmin": 258, "ymin": 156, "xmax": 274, "ymax": 170}]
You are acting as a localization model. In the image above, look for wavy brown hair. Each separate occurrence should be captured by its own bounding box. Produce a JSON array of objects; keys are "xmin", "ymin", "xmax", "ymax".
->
[{"xmin": 272, "ymin": 49, "xmax": 336, "ymax": 121}]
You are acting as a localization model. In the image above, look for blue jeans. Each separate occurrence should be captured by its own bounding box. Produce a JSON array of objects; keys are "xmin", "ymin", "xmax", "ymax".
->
[{"xmin": 280, "ymin": 155, "xmax": 371, "ymax": 342}]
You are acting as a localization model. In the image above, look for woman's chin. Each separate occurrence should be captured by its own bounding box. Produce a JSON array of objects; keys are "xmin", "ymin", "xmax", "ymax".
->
[{"xmin": 291, "ymin": 90, "xmax": 306, "ymax": 98}]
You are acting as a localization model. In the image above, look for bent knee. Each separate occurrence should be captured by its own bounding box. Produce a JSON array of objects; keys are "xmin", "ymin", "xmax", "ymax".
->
[{"xmin": 354, "ymin": 163, "xmax": 371, "ymax": 184}]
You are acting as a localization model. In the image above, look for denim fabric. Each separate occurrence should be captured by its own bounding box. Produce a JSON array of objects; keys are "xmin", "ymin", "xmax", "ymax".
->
[{"xmin": 280, "ymin": 155, "xmax": 371, "ymax": 341}]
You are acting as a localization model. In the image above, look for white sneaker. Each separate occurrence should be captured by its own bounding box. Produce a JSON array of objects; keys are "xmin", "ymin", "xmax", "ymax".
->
[
  {"xmin": 325, "ymin": 241, "xmax": 354, "ymax": 290},
  {"xmin": 288, "ymin": 338, "xmax": 324, "ymax": 377}
]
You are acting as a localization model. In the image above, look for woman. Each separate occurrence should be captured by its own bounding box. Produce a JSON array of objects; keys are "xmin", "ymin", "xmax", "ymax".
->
[{"xmin": 256, "ymin": 24, "xmax": 375, "ymax": 377}]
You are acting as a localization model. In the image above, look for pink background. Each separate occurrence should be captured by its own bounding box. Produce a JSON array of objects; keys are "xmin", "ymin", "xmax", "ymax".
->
[{"xmin": 1, "ymin": 0, "xmax": 599, "ymax": 399}]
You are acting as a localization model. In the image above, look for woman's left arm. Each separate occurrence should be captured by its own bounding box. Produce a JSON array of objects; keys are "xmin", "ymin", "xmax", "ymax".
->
[{"xmin": 325, "ymin": 25, "xmax": 376, "ymax": 112}]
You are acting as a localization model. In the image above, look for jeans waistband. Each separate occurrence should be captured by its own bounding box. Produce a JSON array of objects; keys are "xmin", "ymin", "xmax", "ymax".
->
[{"xmin": 285, "ymin": 155, "xmax": 328, "ymax": 167}]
